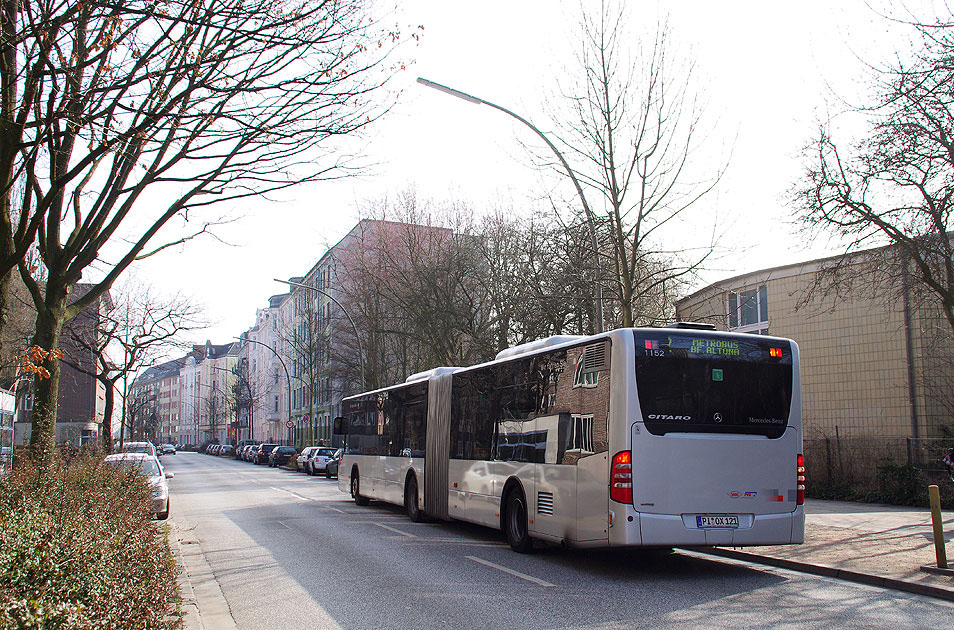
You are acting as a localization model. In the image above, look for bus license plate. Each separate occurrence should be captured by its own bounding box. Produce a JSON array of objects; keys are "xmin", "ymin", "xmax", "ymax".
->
[{"xmin": 696, "ymin": 515, "xmax": 739, "ymax": 529}]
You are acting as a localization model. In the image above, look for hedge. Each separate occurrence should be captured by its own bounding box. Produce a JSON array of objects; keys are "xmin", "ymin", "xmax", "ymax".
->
[{"xmin": 0, "ymin": 455, "xmax": 181, "ymax": 629}]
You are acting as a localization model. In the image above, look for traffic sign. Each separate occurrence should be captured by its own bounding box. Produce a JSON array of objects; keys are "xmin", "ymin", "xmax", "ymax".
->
[
  {"xmin": 302, "ymin": 414, "xmax": 310, "ymax": 424},
  {"xmin": 285, "ymin": 419, "xmax": 294, "ymax": 429}
]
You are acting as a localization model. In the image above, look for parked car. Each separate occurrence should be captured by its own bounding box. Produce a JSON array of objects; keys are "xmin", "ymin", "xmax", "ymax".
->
[
  {"xmin": 103, "ymin": 452, "xmax": 174, "ymax": 520},
  {"xmin": 308, "ymin": 447, "xmax": 338, "ymax": 475},
  {"xmin": 297, "ymin": 446, "xmax": 318, "ymax": 473},
  {"xmin": 324, "ymin": 448, "xmax": 342, "ymax": 479},
  {"xmin": 0, "ymin": 445, "xmax": 12, "ymax": 471},
  {"xmin": 122, "ymin": 441, "xmax": 158, "ymax": 459},
  {"xmin": 234, "ymin": 440, "xmax": 258, "ymax": 458},
  {"xmin": 268, "ymin": 446, "xmax": 297, "ymax": 468},
  {"xmin": 218, "ymin": 444, "xmax": 234, "ymax": 457},
  {"xmin": 247, "ymin": 442, "xmax": 262, "ymax": 460},
  {"xmin": 255, "ymin": 443, "xmax": 279, "ymax": 465},
  {"xmin": 160, "ymin": 443, "xmax": 176, "ymax": 455}
]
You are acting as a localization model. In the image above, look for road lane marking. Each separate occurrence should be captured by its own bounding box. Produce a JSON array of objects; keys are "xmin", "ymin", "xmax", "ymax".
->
[
  {"xmin": 465, "ymin": 556, "xmax": 556, "ymax": 587},
  {"xmin": 373, "ymin": 523, "xmax": 417, "ymax": 537},
  {"xmin": 271, "ymin": 487, "xmax": 309, "ymax": 502}
]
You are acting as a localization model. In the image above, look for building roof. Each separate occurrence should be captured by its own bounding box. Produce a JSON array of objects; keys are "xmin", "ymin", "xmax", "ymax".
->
[
  {"xmin": 134, "ymin": 357, "xmax": 186, "ymax": 386},
  {"xmin": 675, "ymin": 243, "xmax": 893, "ymax": 308}
]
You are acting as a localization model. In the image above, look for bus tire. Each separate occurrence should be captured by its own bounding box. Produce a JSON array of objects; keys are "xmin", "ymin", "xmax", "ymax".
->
[
  {"xmin": 405, "ymin": 474, "xmax": 423, "ymax": 522},
  {"xmin": 351, "ymin": 468, "xmax": 369, "ymax": 506},
  {"xmin": 504, "ymin": 486, "xmax": 532, "ymax": 553}
]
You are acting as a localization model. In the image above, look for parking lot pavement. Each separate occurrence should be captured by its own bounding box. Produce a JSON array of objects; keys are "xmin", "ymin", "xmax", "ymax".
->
[{"xmin": 704, "ymin": 499, "xmax": 954, "ymax": 601}]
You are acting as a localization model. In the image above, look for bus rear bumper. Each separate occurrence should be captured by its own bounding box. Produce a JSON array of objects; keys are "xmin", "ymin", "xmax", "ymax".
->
[{"xmin": 626, "ymin": 506, "xmax": 805, "ymax": 547}]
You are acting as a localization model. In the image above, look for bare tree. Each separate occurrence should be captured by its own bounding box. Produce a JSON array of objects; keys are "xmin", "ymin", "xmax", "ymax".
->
[
  {"xmin": 4, "ymin": 1, "xmax": 412, "ymax": 464},
  {"xmin": 332, "ymin": 193, "xmax": 616, "ymax": 391},
  {"xmin": 549, "ymin": 3, "xmax": 722, "ymax": 328},
  {"xmin": 277, "ymin": 304, "xmax": 326, "ymax": 445},
  {"xmin": 330, "ymin": 199, "xmax": 494, "ymax": 390},
  {"xmin": 473, "ymin": 207, "xmax": 624, "ymax": 348},
  {"xmin": 231, "ymin": 358, "xmax": 259, "ymax": 444},
  {"xmin": 795, "ymin": 6, "xmax": 954, "ymax": 336},
  {"xmin": 62, "ymin": 279, "xmax": 201, "ymax": 452},
  {"xmin": 126, "ymin": 384, "xmax": 157, "ymax": 442}
]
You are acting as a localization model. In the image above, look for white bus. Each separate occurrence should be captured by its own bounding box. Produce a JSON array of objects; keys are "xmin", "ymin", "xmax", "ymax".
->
[{"xmin": 335, "ymin": 325, "xmax": 804, "ymax": 552}]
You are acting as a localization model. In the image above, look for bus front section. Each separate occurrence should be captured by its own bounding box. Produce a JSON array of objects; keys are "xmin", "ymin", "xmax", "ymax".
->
[{"xmin": 612, "ymin": 329, "xmax": 804, "ymax": 548}]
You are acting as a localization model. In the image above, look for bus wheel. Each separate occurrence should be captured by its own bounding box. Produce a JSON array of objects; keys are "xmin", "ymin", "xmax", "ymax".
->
[
  {"xmin": 351, "ymin": 469, "xmax": 369, "ymax": 506},
  {"xmin": 405, "ymin": 474, "xmax": 423, "ymax": 522},
  {"xmin": 505, "ymin": 487, "xmax": 532, "ymax": 553}
]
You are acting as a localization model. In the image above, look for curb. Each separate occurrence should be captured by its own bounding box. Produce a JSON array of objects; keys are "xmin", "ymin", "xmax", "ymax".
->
[
  {"xmin": 696, "ymin": 547, "xmax": 954, "ymax": 602},
  {"xmin": 172, "ymin": 522, "xmax": 239, "ymax": 629},
  {"xmin": 921, "ymin": 563, "xmax": 954, "ymax": 577},
  {"xmin": 168, "ymin": 523, "xmax": 200, "ymax": 630}
]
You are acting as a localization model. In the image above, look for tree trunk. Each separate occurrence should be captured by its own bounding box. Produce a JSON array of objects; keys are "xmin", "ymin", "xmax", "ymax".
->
[
  {"xmin": 28, "ymin": 290, "xmax": 67, "ymax": 467},
  {"xmin": 100, "ymin": 375, "xmax": 115, "ymax": 454},
  {"xmin": 0, "ymin": 268, "xmax": 11, "ymax": 365}
]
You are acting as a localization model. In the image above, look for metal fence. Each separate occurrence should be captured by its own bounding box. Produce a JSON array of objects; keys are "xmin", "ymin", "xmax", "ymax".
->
[{"xmin": 804, "ymin": 435, "xmax": 952, "ymax": 496}]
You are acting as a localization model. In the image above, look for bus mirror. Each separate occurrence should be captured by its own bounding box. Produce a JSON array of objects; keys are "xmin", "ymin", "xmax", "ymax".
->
[{"xmin": 333, "ymin": 417, "xmax": 347, "ymax": 435}]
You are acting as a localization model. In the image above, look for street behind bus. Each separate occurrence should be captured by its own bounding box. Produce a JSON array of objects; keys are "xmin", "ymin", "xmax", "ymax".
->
[{"xmin": 166, "ymin": 452, "xmax": 952, "ymax": 629}]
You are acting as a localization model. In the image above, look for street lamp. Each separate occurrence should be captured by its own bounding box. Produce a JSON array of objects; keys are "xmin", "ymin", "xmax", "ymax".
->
[
  {"xmin": 210, "ymin": 364, "xmax": 249, "ymax": 443},
  {"xmin": 191, "ymin": 381, "xmax": 226, "ymax": 445},
  {"xmin": 416, "ymin": 77, "xmax": 605, "ymax": 333},
  {"xmin": 179, "ymin": 399, "xmax": 201, "ymax": 447},
  {"xmin": 274, "ymin": 278, "xmax": 366, "ymax": 390},
  {"xmin": 235, "ymin": 335, "xmax": 293, "ymax": 445}
]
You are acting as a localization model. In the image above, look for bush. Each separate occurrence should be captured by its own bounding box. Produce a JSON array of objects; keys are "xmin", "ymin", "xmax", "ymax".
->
[
  {"xmin": 0, "ymin": 455, "xmax": 181, "ymax": 629},
  {"xmin": 866, "ymin": 461, "xmax": 928, "ymax": 507}
]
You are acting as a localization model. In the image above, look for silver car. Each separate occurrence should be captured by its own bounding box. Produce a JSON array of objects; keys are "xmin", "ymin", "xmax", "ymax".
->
[
  {"xmin": 104, "ymin": 453, "xmax": 174, "ymax": 520},
  {"xmin": 122, "ymin": 441, "xmax": 159, "ymax": 459},
  {"xmin": 297, "ymin": 446, "xmax": 318, "ymax": 473}
]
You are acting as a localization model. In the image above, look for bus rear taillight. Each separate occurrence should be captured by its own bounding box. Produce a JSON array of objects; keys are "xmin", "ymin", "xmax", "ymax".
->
[
  {"xmin": 796, "ymin": 454, "xmax": 805, "ymax": 505},
  {"xmin": 611, "ymin": 451, "xmax": 633, "ymax": 504}
]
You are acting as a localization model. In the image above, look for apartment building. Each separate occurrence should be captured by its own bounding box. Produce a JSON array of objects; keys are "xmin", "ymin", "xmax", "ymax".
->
[
  {"xmin": 14, "ymin": 284, "xmax": 112, "ymax": 447},
  {"xmin": 132, "ymin": 358, "xmax": 184, "ymax": 444},
  {"xmin": 236, "ymin": 293, "xmax": 290, "ymax": 444}
]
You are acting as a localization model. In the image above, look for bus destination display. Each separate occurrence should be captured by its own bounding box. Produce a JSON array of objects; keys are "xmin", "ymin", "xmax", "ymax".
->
[{"xmin": 640, "ymin": 333, "xmax": 790, "ymax": 363}]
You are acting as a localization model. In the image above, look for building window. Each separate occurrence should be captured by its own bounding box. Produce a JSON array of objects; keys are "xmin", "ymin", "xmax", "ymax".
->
[
  {"xmin": 569, "ymin": 414, "xmax": 594, "ymax": 453},
  {"xmin": 727, "ymin": 285, "xmax": 769, "ymax": 334}
]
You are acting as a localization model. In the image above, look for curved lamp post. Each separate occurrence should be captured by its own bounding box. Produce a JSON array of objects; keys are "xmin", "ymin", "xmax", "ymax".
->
[
  {"xmin": 235, "ymin": 336, "xmax": 293, "ymax": 445},
  {"xmin": 274, "ymin": 278, "xmax": 366, "ymax": 391},
  {"xmin": 416, "ymin": 77, "xmax": 604, "ymax": 333}
]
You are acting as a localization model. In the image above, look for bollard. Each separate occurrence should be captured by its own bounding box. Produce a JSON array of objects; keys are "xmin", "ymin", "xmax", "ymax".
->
[{"xmin": 929, "ymin": 484, "xmax": 948, "ymax": 569}]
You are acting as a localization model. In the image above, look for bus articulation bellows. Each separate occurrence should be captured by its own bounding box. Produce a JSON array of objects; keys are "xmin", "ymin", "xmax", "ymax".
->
[{"xmin": 334, "ymin": 325, "xmax": 804, "ymax": 552}]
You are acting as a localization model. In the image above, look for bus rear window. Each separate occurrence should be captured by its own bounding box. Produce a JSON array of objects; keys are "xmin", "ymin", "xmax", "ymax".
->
[{"xmin": 634, "ymin": 331, "xmax": 793, "ymax": 438}]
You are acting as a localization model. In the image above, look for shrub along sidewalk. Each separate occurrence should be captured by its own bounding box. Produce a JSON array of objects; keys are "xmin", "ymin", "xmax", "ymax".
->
[{"xmin": 0, "ymin": 454, "xmax": 181, "ymax": 629}]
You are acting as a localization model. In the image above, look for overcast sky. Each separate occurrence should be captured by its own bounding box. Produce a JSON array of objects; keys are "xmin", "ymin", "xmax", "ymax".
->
[{"xmin": 124, "ymin": 0, "xmax": 911, "ymax": 348}]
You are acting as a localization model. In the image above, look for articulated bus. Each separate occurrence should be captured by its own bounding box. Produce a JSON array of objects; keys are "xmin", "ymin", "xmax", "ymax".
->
[{"xmin": 334, "ymin": 325, "xmax": 804, "ymax": 552}]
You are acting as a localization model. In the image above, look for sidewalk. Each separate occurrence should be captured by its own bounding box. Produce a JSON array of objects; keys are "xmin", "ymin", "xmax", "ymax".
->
[{"xmin": 704, "ymin": 498, "xmax": 954, "ymax": 600}]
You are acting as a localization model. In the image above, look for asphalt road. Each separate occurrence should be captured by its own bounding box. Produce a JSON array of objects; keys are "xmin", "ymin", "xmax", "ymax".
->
[{"xmin": 164, "ymin": 452, "xmax": 954, "ymax": 629}]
